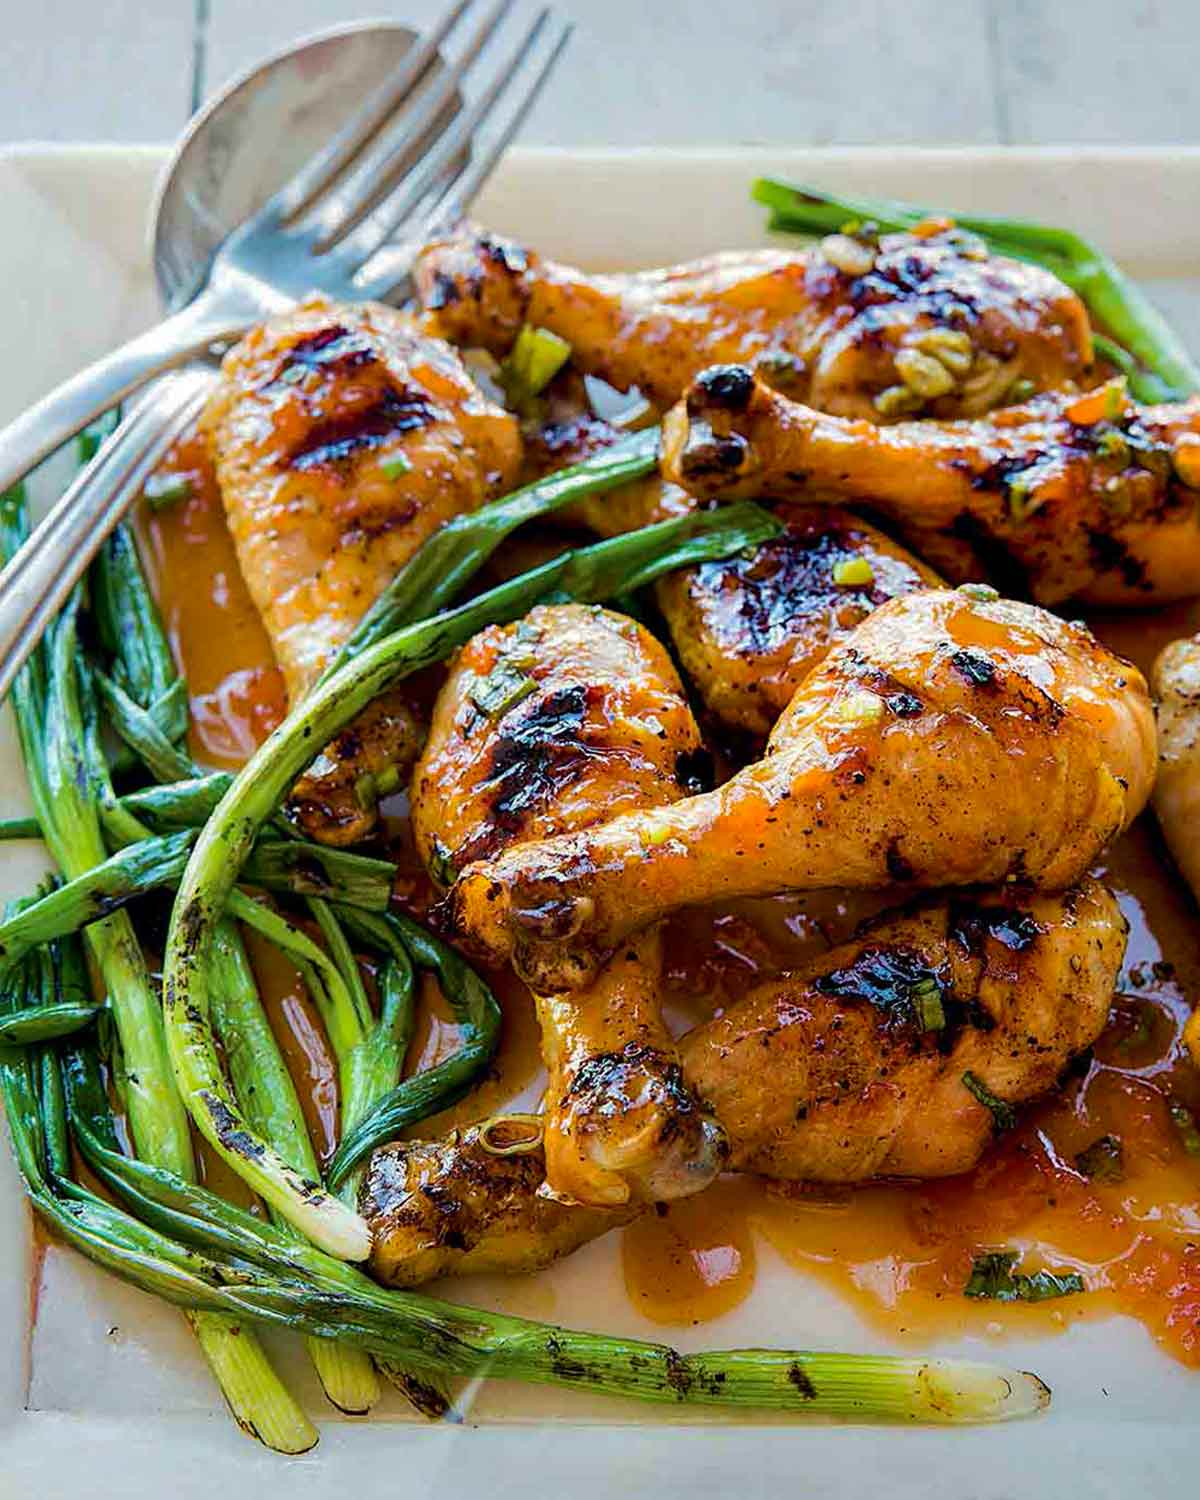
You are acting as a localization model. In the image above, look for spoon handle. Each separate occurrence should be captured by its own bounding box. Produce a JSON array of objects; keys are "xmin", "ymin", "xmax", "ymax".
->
[
  {"xmin": 0, "ymin": 288, "xmax": 254, "ymax": 499},
  {"xmin": 0, "ymin": 368, "xmax": 217, "ymax": 707}
]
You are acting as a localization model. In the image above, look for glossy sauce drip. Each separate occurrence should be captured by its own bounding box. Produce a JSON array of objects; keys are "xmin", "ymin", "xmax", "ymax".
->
[
  {"xmin": 144, "ymin": 435, "xmax": 1200, "ymax": 1370},
  {"xmin": 138, "ymin": 429, "xmax": 286, "ymax": 769}
]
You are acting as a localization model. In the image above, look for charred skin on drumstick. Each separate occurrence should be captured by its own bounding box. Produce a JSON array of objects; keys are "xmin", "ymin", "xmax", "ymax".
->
[
  {"xmin": 411, "ymin": 602, "xmax": 727, "ymax": 1207},
  {"xmin": 662, "ymin": 364, "xmax": 1200, "ymax": 608},
  {"xmin": 204, "ymin": 294, "xmax": 521, "ymax": 842},
  {"xmin": 415, "ymin": 223, "xmax": 1093, "ymax": 419},
  {"xmin": 445, "ymin": 588, "xmax": 1154, "ymax": 991}
]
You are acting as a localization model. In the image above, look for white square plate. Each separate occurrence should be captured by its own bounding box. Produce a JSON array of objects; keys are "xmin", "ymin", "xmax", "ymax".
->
[{"xmin": 2, "ymin": 142, "xmax": 1199, "ymax": 1497}]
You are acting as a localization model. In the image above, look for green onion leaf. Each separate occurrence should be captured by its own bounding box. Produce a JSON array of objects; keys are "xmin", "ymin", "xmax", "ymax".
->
[
  {"xmin": 1074, "ymin": 1134, "xmax": 1124, "ymax": 1183},
  {"xmin": 143, "ymin": 472, "xmax": 193, "ymax": 511},
  {"xmin": 962, "ymin": 1071, "xmax": 1016, "ymax": 1132},
  {"xmin": 964, "ymin": 1250, "xmax": 1085, "ymax": 1303},
  {"xmin": 379, "ymin": 452, "xmax": 413, "ymax": 482},
  {"xmin": 912, "ymin": 977, "xmax": 946, "ymax": 1032},
  {"xmin": 468, "ymin": 658, "xmax": 538, "ymax": 720},
  {"xmin": 500, "ymin": 324, "xmax": 572, "ymax": 408}
]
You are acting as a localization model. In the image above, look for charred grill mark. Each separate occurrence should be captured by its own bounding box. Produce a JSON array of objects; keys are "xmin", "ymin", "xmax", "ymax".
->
[
  {"xmin": 842, "ymin": 651, "xmax": 927, "ymax": 717},
  {"xmin": 281, "ymin": 325, "xmax": 377, "ymax": 377},
  {"xmin": 787, "ymin": 1363, "xmax": 818, "ymax": 1399},
  {"xmin": 454, "ymin": 685, "xmax": 592, "ymax": 862},
  {"xmin": 674, "ymin": 746, "xmax": 715, "ymax": 793},
  {"xmin": 813, "ymin": 944, "xmax": 946, "ymax": 1033},
  {"xmin": 205, "ymin": 1095, "xmax": 269, "ymax": 1163},
  {"xmin": 950, "ymin": 900, "xmax": 1044, "ymax": 956},
  {"xmin": 289, "ymin": 387, "xmax": 439, "ymax": 472},
  {"xmin": 950, "ymin": 648, "xmax": 997, "ymax": 687}
]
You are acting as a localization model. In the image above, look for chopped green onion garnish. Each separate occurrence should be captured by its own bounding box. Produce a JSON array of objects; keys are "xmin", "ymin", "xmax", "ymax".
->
[
  {"xmin": 1074, "ymin": 1134, "xmax": 1124, "ymax": 1182},
  {"xmin": 964, "ymin": 1251, "xmax": 1085, "ymax": 1303},
  {"xmin": 962, "ymin": 1071, "xmax": 1016, "ymax": 1132},
  {"xmin": 427, "ymin": 837, "xmax": 459, "ymax": 889},
  {"xmin": 468, "ymin": 658, "xmax": 538, "ymax": 720},
  {"xmin": 1169, "ymin": 1100, "xmax": 1200, "ymax": 1156},
  {"xmin": 500, "ymin": 324, "xmax": 572, "ymax": 408},
  {"xmin": 912, "ymin": 977, "xmax": 946, "ymax": 1032},
  {"xmin": 832, "ymin": 556, "xmax": 875, "ymax": 589},
  {"xmin": 379, "ymin": 452, "xmax": 413, "ymax": 481},
  {"xmin": 143, "ymin": 472, "xmax": 193, "ymax": 510}
]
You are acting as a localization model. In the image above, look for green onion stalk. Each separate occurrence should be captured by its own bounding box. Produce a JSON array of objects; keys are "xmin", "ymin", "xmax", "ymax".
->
[
  {"xmin": 1, "ymin": 980, "xmax": 1050, "ymax": 1425},
  {"xmin": 752, "ymin": 178, "xmax": 1200, "ymax": 403},
  {"xmin": 0, "ymin": 831, "xmax": 394, "ymax": 970},
  {"xmin": 208, "ymin": 918, "xmax": 383, "ymax": 1415},
  {"xmin": 84, "ymin": 481, "xmax": 386, "ymax": 1418},
  {"xmin": 0, "ymin": 486, "xmax": 317, "ymax": 1452}
]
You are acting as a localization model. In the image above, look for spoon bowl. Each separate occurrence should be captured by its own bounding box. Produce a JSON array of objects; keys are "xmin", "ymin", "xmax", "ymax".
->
[{"xmin": 152, "ymin": 21, "xmax": 424, "ymax": 311}]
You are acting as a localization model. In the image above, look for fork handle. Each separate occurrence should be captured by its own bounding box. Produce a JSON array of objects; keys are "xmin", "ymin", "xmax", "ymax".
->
[
  {"xmin": 0, "ymin": 369, "xmax": 217, "ymax": 706},
  {"xmin": 0, "ymin": 287, "xmax": 254, "ymax": 499}
]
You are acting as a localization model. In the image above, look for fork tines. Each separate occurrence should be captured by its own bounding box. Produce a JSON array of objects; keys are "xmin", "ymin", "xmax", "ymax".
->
[{"xmin": 260, "ymin": 0, "xmax": 571, "ymax": 295}]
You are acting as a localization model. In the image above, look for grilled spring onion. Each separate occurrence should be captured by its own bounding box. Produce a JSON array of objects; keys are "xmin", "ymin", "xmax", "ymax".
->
[
  {"xmin": 163, "ymin": 503, "xmax": 782, "ymax": 1260},
  {"xmin": 0, "ymin": 831, "xmax": 395, "ymax": 970},
  {"xmin": 0, "ymin": 482, "xmax": 315, "ymax": 1452},
  {"xmin": 2, "ymin": 1004, "xmax": 1050, "ymax": 1424},
  {"xmin": 325, "ymin": 908, "xmax": 501, "ymax": 1186},
  {"xmin": 209, "ymin": 919, "xmax": 382, "ymax": 1416},
  {"xmin": 962, "ymin": 1070, "xmax": 1016, "ymax": 1132},
  {"xmin": 752, "ymin": 177, "xmax": 1200, "ymax": 403}
]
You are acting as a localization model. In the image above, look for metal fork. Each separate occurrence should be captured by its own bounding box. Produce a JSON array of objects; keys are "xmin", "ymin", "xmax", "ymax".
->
[{"xmin": 0, "ymin": 2, "xmax": 569, "ymax": 703}]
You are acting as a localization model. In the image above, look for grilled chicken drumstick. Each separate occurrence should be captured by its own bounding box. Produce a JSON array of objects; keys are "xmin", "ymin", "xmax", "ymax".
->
[
  {"xmin": 445, "ymin": 588, "xmax": 1154, "ymax": 991},
  {"xmin": 364, "ymin": 879, "xmax": 1124, "ymax": 1285},
  {"xmin": 204, "ymin": 294, "xmax": 521, "ymax": 841},
  {"xmin": 416, "ymin": 222, "xmax": 1092, "ymax": 419},
  {"xmin": 656, "ymin": 504, "xmax": 940, "ymax": 738},
  {"xmin": 411, "ymin": 602, "xmax": 727, "ymax": 1207},
  {"xmin": 662, "ymin": 365, "xmax": 1200, "ymax": 607}
]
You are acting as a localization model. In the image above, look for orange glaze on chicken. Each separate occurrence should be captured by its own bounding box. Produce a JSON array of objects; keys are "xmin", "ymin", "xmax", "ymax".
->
[
  {"xmin": 663, "ymin": 365, "xmax": 1200, "ymax": 607},
  {"xmin": 446, "ymin": 589, "xmax": 1156, "ymax": 989},
  {"xmin": 412, "ymin": 604, "xmax": 726, "ymax": 1206},
  {"xmin": 416, "ymin": 222, "xmax": 1093, "ymax": 418}
]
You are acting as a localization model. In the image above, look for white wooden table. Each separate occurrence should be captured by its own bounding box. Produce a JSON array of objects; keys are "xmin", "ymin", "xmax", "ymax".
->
[{"xmin": 4, "ymin": 0, "xmax": 1198, "ymax": 147}]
